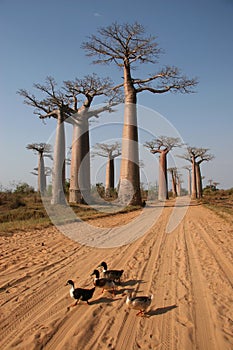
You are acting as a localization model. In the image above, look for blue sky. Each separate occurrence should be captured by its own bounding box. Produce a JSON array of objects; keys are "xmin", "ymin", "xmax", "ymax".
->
[{"xmin": 0, "ymin": 0, "xmax": 233, "ymax": 191}]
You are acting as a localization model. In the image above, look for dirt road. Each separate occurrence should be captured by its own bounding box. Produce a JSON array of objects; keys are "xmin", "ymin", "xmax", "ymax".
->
[{"xmin": 0, "ymin": 202, "xmax": 232, "ymax": 349}]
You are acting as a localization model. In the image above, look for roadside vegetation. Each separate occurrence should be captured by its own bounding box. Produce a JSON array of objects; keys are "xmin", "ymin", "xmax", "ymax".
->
[
  {"xmin": 1, "ymin": 182, "xmax": 232, "ymax": 235},
  {"xmin": 0, "ymin": 183, "xmax": 142, "ymax": 235},
  {"xmin": 202, "ymin": 188, "xmax": 233, "ymax": 222}
]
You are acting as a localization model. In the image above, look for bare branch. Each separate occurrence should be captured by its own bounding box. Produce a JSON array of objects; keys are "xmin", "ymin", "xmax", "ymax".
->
[
  {"xmin": 134, "ymin": 66, "xmax": 198, "ymax": 94},
  {"xmin": 82, "ymin": 22, "xmax": 161, "ymax": 67},
  {"xmin": 179, "ymin": 146, "xmax": 214, "ymax": 164},
  {"xmin": 144, "ymin": 136, "xmax": 182, "ymax": 154},
  {"xmin": 92, "ymin": 142, "xmax": 121, "ymax": 159}
]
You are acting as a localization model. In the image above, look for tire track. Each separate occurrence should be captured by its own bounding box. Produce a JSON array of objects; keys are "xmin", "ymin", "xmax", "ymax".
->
[
  {"xmin": 192, "ymin": 221, "xmax": 233, "ymax": 288},
  {"xmin": 0, "ymin": 243, "xmax": 101, "ymax": 348},
  {"xmin": 184, "ymin": 218, "xmax": 223, "ymax": 350},
  {"xmin": 112, "ymin": 207, "xmax": 172, "ymax": 350}
]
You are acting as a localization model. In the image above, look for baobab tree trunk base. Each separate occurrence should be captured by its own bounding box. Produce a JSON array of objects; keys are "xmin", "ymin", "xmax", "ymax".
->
[
  {"xmin": 69, "ymin": 189, "xmax": 83, "ymax": 204},
  {"xmin": 51, "ymin": 190, "xmax": 67, "ymax": 205},
  {"xmin": 158, "ymin": 196, "xmax": 168, "ymax": 202},
  {"xmin": 118, "ymin": 179, "xmax": 142, "ymax": 206},
  {"xmin": 105, "ymin": 188, "xmax": 110, "ymax": 198}
]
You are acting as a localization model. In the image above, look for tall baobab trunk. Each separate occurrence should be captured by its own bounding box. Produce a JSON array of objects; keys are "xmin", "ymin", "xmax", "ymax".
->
[
  {"xmin": 158, "ymin": 152, "xmax": 168, "ymax": 201},
  {"xmin": 51, "ymin": 111, "xmax": 66, "ymax": 205},
  {"xmin": 69, "ymin": 121, "xmax": 82, "ymax": 203},
  {"xmin": 118, "ymin": 63, "xmax": 141, "ymax": 205},
  {"xmin": 69, "ymin": 117, "xmax": 90, "ymax": 204},
  {"xmin": 105, "ymin": 157, "xmax": 114, "ymax": 197},
  {"xmin": 191, "ymin": 157, "xmax": 197, "ymax": 199},
  {"xmin": 176, "ymin": 176, "xmax": 181, "ymax": 197},
  {"xmin": 169, "ymin": 168, "xmax": 177, "ymax": 198},
  {"xmin": 38, "ymin": 152, "xmax": 46, "ymax": 194},
  {"xmin": 195, "ymin": 162, "xmax": 203, "ymax": 198},
  {"xmin": 187, "ymin": 169, "xmax": 191, "ymax": 196}
]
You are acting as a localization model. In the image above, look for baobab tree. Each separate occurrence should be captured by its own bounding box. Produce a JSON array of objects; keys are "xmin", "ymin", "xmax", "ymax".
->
[
  {"xmin": 144, "ymin": 136, "xmax": 182, "ymax": 201},
  {"xmin": 183, "ymin": 165, "xmax": 192, "ymax": 196},
  {"xmin": 176, "ymin": 172, "xmax": 183, "ymax": 196},
  {"xmin": 26, "ymin": 143, "xmax": 52, "ymax": 194},
  {"xmin": 19, "ymin": 77, "xmax": 73, "ymax": 204},
  {"xmin": 64, "ymin": 74, "xmax": 119, "ymax": 204},
  {"xmin": 82, "ymin": 22, "xmax": 198, "ymax": 205},
  {"xmin": 180, "ymin": 147, "xmax": 214, "ymax": 199},
  {"xmin": 92, "ymin": 142, "xmax": 121, "ymax": 197},
  {"xmin": 19, "ymin": 75, "xmax": 119, "ymax": 205},
  {"xmin": 31, "ymin": 166, "xmax": 52, "ymax": 192},
  {"xmin": 168, "ymin": 167, "xmax": 178, "ymax": 197}
]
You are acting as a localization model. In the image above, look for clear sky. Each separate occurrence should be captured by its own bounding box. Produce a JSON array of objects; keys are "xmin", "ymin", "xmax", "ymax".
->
[{"xmin": 0, "ymin": 0, "xmax": 233, "ymax": 191}]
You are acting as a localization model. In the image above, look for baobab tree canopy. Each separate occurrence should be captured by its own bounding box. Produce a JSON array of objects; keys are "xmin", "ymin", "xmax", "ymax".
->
[
  {"xmin": 144, "ymin": 136, "xmax": 182, "ymax": 154},
  {"xmin": 26, "ymin": 143, "xmax": 52, "ymax": 156},
  {"xmin": 92, "ymin": 142, "xmax": 121, "ymax": 159},
  {"xmin": 82, "ymin": 22, "xmax": 198, "ymax": 97}
]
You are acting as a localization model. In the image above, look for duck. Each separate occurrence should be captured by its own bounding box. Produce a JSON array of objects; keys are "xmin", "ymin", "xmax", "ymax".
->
[
  {"xmin": 125, "ymin": 290, "xmax": 153, "ymax": 316},
  {"xmin": 91, "ymin": 269, "xmax": 116, "ymax": 296},
  {"xmin": 98, "ymin": 261, "xmax": 124, "ymax": 284},
  {"xmin": 65, "ymin": 279, "xmax": 95, "ymax": 306}
]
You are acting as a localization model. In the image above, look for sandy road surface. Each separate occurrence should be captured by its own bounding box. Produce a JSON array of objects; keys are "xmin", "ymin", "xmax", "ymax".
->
[{"xmin": 0, "ymin": 202, "xmax": 232, "ymax": 349}]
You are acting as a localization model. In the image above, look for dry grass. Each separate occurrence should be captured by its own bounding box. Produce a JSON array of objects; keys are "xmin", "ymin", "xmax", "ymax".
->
[
  {"xmin": 201, "ymin": 188, "xmax": 233, "ymax": 222},
  {"xmin": 0, "ymin": 192, "xmax": 141, "ymax": 234}
]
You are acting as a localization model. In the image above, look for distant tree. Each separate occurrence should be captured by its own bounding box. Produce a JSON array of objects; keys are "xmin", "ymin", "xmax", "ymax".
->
[
  {"xmin": 176, "ymin": 172, "xmax": 183, "ymax": 196},
  {"xmin": 92, "ymin": 142, "xmax": 121, "ymax": 197},
  {"xmin": 83, "ymin": 22, "xmax": 198, "ymax": 205},
  {"xmin": 213, "ymin": 181, "xmax": 219, "ymax": 190},
  {"xmin": 168, "ymin": 167, "xmax": 178, "ymax": 197},
  {"xmin": 26, "ymin": 143, "xmax": 52, "ymax": 194},
  {"xmin": 183, "ymin": 165, "xmax": 192, "ymax": 196},
  {"xmin": 144, "ymin": 136, "xmax": 182, "ymax": 200},
  {"xmin": 180, "ymin": 147, "xmax": 214, "ymax": 198}
]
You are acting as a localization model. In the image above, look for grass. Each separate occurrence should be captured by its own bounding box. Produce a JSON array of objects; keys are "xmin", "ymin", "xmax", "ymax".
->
[
  {"xmin": 0, "ymin": 192, "xmax": 142, "ymax": 234},
  {"xmin": 201, "ymin": 188, "xmax": 233, "ymax": 222}
]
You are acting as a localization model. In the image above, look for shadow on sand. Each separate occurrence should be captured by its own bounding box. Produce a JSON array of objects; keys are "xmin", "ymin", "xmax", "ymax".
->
[
  {"xmin": 147, "ymin": 304, "xmax": 178, "ymax": 317},
  {"xmin": 120, "ymin": 279, "xmax": 145, "ymax": 287},
  {"xmin": 90, "ymin": 296, "xmax": 121, "ymax": 305}
]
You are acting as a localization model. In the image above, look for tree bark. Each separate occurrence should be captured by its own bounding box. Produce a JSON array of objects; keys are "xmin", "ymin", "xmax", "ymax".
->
[
  {"xmin": 38, "ymin": 152, "xmax": 46, "ymax": 195},
  {"xmin": 195, "ymin": 163, "xmax": 203, "ymax": 198},
  {"xmin": 158, "ymin": 151, "xmax": 168, "ymax": 201},
  {"xmin": 69, "ymin": 117, "xmax": 91, "ymax": 204},
  {"xmin": 105, "ymin": 157, "xmax": 114, "ymax": 197},
  {"xmin": 51, "ymin": 110, "xmax": 66, "ymax": 205},
  {"xmin": 187, "ymin": 169, "xmax": 191, "ymax": 196},
  {"xmin": 118, "ymin": 63, "xmax": 142, "ymax": 205},
  {"xmin": 170, "ymin": 170, "xmax": 177, "ymax": 198},
  {"xmin": 191, "ymin": 158, "xmax": 197, "ymax": 199}
]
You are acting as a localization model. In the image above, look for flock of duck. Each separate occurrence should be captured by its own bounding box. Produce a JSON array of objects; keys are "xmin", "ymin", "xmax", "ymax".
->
[{"xmin": 66, "ymin": 261, "xmax": 153, "ymax": 317}]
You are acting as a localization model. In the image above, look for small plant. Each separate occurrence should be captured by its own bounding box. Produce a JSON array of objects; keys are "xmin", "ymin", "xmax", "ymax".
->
[
  {"xmin": 10, "ymin": 196, "xmax": 26, "ymax": 209},
  {"xmin": 14, "ymin": 182, "xmax": 34, "ymax": 194}
]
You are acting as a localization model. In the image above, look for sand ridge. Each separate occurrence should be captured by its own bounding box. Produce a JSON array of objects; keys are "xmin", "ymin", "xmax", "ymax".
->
[{"xmin": 0, "ymin": 202, "xmax": 232, "ymax": 349}]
